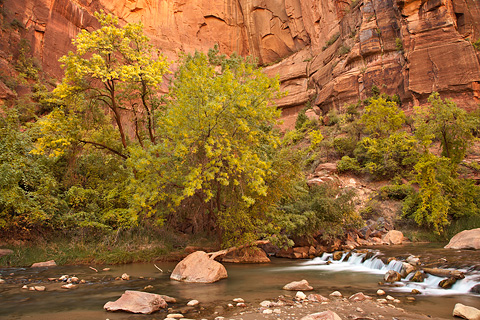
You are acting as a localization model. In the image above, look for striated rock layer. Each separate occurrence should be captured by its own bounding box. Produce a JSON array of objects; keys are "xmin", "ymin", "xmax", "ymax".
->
[{"xmin": 2, "ymin": 0, "xmax": 480, "ymax": 126}]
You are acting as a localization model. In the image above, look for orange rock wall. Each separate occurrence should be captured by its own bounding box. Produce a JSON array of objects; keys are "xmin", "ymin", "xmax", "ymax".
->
[{"xmin": 2, "ymin": 0, "xmax": 480, "ymax": 125}]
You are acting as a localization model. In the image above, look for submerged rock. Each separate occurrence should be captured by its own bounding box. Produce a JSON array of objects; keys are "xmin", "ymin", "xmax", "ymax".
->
[
  {"xmin": 445, "ymin": 228, "xmax": 480, "ymax": 250},
  {"xmin": 301, "ymin": 310, "xmax": 342, "ymax": 320},
  {"xmin": 170, "ymin": 251, "xmax": 227, "ymax": 283},
  {"xmin": 283, "ymin": 279, "xmax": 313, "ymax": 291},
  {"xmin": 453, "ymin": 303, "xmax": 480, "ymax": 320},
  {"xmin": 104, "ymin": 290, "xmax": 167, "ymax": 314},
  {"xmin": 31, "ymin": 260, "xmax": 57, "ymax": 268}
]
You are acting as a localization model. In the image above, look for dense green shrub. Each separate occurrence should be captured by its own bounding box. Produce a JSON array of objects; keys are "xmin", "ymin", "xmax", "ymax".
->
[
  {"xmin": 337, "ymin": 156, "xmax": 361, "ymax": 173},
  {"xmin": 276, "ymin": 183, "xmax": 361, "ymax": 240},
  {"xmin": 380, "ymin": 184, "xmax": 414, "ymax": 200}
]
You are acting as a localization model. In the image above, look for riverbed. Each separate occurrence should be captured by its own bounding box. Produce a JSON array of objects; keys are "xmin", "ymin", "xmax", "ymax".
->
[{"xmin": 0, "ymin": 243, "xmax": 479, "ymax": 319}]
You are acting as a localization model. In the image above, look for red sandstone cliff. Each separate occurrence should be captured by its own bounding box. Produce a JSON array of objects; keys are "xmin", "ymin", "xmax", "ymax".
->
[{"xmin": 1, "ymin": 0, "xmax": 479, "ymax": 127}]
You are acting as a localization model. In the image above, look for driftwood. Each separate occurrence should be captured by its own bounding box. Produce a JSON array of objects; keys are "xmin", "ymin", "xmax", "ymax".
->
[
  {"xmin": 89, "ymin": 266, "xmax": 98, "ymax": 273},
  {"xmin": 207, "ymin": 240, "xmax": 270, "ymax": 260},
  {"xmin": 153, "ymin": 264, "xmax": 163, "ymax": 272},
  {"xmin": 423, "ymin": 267, "xmax": 465, "ymax": 279}
]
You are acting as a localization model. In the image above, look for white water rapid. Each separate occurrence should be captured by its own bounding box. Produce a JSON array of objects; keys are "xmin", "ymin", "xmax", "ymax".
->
[{"xmin": 293, "ymin": 251, "xmax": 480, "ymax": 296}]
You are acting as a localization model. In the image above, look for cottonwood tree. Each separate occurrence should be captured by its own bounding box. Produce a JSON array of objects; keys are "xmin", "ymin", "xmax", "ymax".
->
[
  {"xmin": 33, "ymin": 11, "xmax": 169, "ymax": 159},
  {"xmin": 128, "ymin": 49, "xmax": 288, "ymax": 246}
]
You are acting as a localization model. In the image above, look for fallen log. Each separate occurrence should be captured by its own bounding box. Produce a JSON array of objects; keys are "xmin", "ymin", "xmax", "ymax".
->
[
  {"xmin": 207, "ymin": 240, "xmax": 270, "ymax": 260},
  {"xmin": 423, "ymin": 267, "xmax": 465, "ymax": 279}
]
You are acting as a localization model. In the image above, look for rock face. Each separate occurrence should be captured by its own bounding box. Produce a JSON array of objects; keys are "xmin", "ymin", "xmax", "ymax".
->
[
  {"xmin": 445, "ymin": 228, "xmax": 480, "ymax": 250},
  {"xmin": 453, "ymin": 303, "xmax": 480, "ymax": 320},
  {"xmin": 170, "ymin": 251, "xmax": 228, "ymax": 283},
  {"xmin": 104, "ymin": 290, "xmax": 167, "ymax": 314},
  {"xmin": 2, "ymin": 0, "xmax": 479, "ymax": 125}
]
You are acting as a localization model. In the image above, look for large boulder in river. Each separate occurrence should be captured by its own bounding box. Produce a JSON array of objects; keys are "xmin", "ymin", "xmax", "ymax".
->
[
  {"xmin": 301, "ymin": 310, "xmax": 342, "ymax": 320},
  {"xmin": 104, "ymin": 290, "xmax": 167, "ymax": 314},
  {"xmin": 382, "ymin": 230, "xmax": 405, "ymax": 245},
  {"xmin": 453, "ymin": 303, "xmax": 480, "ymax": 320},
  {"xmin": 170, "ymin": 251, "xmax": 227, "ymax": 283},
  {"xmin": 445, "ymin": 228, "xmax": 480, "ymax": 250},
  {"xmin": 283, "ymin": 279, "xmax": 313, "ymax": 291},
  {"xmin": 31, "ymin": 260, "xmax": 57, "ymax": 268}
]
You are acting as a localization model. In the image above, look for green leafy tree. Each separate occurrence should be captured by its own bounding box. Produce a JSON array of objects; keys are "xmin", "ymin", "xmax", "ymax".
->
[
  {"xmin": 0, "ymin": 107, "xmax": 62, "ymax": 231},
  {"xmin": 33, "ymin": 11, "xmax": 169, "ymax": 158},
  {"xmin": 128, "ymin": 49, "xmax": 285, "ymax": 245},
  {"xmin": 360, "ymin": 96, "xmax": 405, "ymax": 138},
  {"xmin": 403, "ymin": 92, "xmax": 480, "ymax": 234},
  {"xmin": 414, "ymin": 92, "xmax": 476, "ymax": 164}
]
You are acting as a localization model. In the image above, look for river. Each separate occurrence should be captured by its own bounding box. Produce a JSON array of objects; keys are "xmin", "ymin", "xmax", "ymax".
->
[{"xmin": 0, "ymin": 243, "xmax": 479, "ymax": 319}]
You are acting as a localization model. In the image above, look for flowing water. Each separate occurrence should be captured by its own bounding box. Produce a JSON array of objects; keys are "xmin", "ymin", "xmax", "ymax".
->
[{"xmin": 0, "ymin": 243, "xmax": 479, "ymax": 319}]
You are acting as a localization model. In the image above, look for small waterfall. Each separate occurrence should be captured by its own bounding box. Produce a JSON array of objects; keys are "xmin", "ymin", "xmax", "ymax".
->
[{"xmin": 298, "ymin": 250, "xmax": 480, "ymax": 296}]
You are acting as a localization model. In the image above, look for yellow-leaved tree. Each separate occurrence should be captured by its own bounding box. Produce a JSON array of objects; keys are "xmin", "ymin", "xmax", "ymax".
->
[
  {"xmin": 128, "ymin": 48, "xmax": 293, "ymax": 246},
  {"xmin": 33, "ymin": 11, "xmax": 170, "ymax": 159}
]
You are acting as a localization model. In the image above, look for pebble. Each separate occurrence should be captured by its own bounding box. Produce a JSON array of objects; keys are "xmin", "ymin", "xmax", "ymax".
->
[
  {"xmin": 376, "ymin": 289, "xmax": 386, "ymax": 296},
  {"xmin": 22, "ymin": 285, "xmax": 28, "ymax": 289},
  {"xmin": 59, "ymin": 275, "xmax": 68, "ymax": 281},
  {"xmin": 227, "ymin": 303, "xmax": 233, "ymax": 308},
  {"xmin": 330, "ymin": 291, "xmax": 343, "ymax": 297},
  {"xmin": 260, "ymin": 300, "xmax": 272, "ymax": 307},
  {"xmin": 273, "ymin": 308, "xmax": 282, "ymax": 314},
  {"xmin": 263, "ymin": 309, "xmax": 273, "ymax": 314},
  {"xmin": 70, "ymin": 276, "xmax": 79, "ymax": 283},
  {"xmin": 61, "ymin": 283, "xmax": 76, "ymax": 289},
  {"xmin": 34, "ymin": 286, "xmax": 46, "ymax": 291},
  {"xmin": 236, "ymin": 302, "xmax": 246, "ymax": 307},
  {"xmin": 356, "ymin": 307, "xmax": 364, "ymax": 313},
  {"xmin": 295, "ymin": 291, "xmax": 307, "ymax": 300},
  {"xmin": 144, "ymin": 285, "xmax": 154, "ymax": 290},
  {"xmin": 0, "ymin": 279, "xmax": 5, "ymax": 284},
  {"xmin": 386, "ymin": 295, "xmax": 394, "ymax": 301},
  {"xmin": 187, "ymin": 300, "xmax": 199, "ymax": 306},
  {"xmin": 121, "ymin": 273, "xmax": 130, "ymax": 280},
  {"xmin": 393, "ymin": 299, "xmax": 401, "ymax": 303},
  {"xmin": 103, "ymin": 268, "xmax": 110, "ymax": 271},
  {"xmin": 29, "ymin": 286, "xmax": 35, "ymax": 291},
  {"xmin": 166, "ymin": 314, "xmax": 183, "ymax": 318},
  {"xmin": 233, "ymin": 298, "xmax": 244, "ymax": 303},
  {"xmin": 406, "ymin": 297, "xmax": 416, "ymax": 302},
  {"xmin": 377, "ymin": 299, "xmax": 388, "ymax": 304}
]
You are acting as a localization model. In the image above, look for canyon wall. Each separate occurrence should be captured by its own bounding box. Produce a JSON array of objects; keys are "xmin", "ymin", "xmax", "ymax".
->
[{"xmin": 1, "ymin": 0, "xmax": 479, "ymax": 128}]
